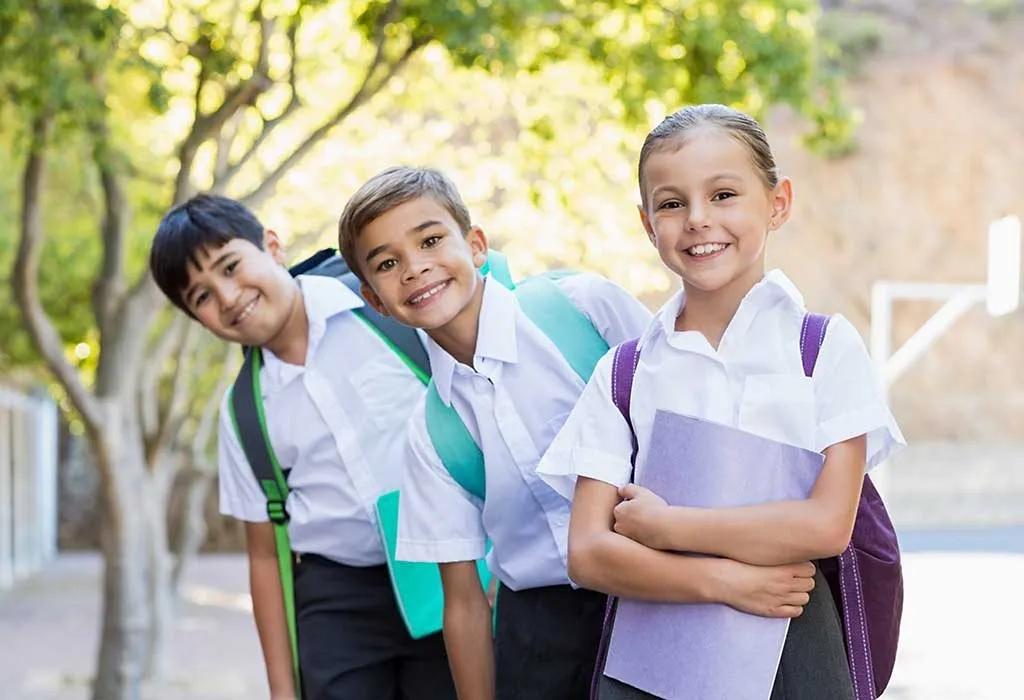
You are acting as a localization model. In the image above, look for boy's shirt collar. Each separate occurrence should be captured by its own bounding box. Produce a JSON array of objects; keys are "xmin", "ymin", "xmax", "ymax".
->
[
  {"xmin": 261, "ymin": 275, "xmax": 364, "ymax": 393},
  {"xmin": 641, "ymin": 269, "xmax": 806, "ymax": 349},
  {"xmin": 426, "ymin": 275, "xmax": 516, "ymax": 406}
]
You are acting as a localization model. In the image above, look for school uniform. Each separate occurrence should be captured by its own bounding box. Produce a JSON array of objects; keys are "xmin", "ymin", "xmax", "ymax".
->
[
  {"xmin": 539, "ymin": 270, "xmax": 906, "ymax": 699},
  {"xmin": 395, "ymin": 273, "xmax": 652, "ymax": 700},
  {"xmin": 218, "ymin": 275, "xmax": 456, "ymax": 700}
]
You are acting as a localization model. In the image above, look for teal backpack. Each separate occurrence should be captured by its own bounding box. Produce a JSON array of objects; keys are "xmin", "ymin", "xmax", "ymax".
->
[{"xmin": 228, "ymin": 248, "xmax": 609, "ymax": 694}]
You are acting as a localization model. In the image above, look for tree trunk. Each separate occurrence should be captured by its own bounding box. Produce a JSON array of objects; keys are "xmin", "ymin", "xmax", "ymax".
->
[
  {"xmin": 171, "ymin": 466, "xmax": 214, "ymax": 598},
  {"xmin": 143, "ymin": 462, "xmax": 176, "ymax": 680},
  {"xmin": 91, "ymin": 423, "xmax": 152, "ymax": 700}
]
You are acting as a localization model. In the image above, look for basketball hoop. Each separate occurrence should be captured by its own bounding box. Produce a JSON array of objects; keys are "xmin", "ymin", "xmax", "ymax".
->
[{"xmin": 986, "ymin": 215, "xmax": 1021, "ymax": 317}]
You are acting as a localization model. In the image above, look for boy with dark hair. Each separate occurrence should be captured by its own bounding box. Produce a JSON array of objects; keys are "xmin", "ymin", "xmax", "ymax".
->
[
  {"xmin": 338, "ymin": 166, "xmax": 817, "ymax": 700},
  {"xmin": 149, "ymin": 193, "xmax": 456, "ymax": 700}
]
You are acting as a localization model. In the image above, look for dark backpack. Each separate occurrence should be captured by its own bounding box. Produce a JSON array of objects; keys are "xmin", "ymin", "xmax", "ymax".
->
[{"xmin": 600, "ymin": 313, "xmax": 903, "ymax": 700}]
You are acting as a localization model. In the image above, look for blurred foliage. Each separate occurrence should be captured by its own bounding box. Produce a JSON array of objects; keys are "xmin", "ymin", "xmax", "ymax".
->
[{"xmin": 1, "ymin": 0, "xmax": 853, "ymax": 386}]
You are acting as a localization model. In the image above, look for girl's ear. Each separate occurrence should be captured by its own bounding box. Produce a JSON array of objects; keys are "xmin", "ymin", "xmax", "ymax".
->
[
  {"xmin": 466, "ymin": 225, "xmax": 489, "ymax": 270},
  {"xmin": 264, "ymin": 229, "xmax": 287, "ymax": 264},
  {"xmin": 360, "ymin": 282, "xmax": 389, "ymax": 316},
  {"xmin": 768, "ymin": 177, "xmax": 794, "ymax": 231},
  {"xmin": 638, "ymin": 204, "xmax": 657, "ymax": 247}
]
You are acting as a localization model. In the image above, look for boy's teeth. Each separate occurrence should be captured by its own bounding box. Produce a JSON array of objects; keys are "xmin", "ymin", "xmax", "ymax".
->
[
  {"xmin": 412, "ymin": 283, "xmax": 446, "ymax": 304},
  {"xmin": 689, "ymin": 243, "xmax": 726, "ymax": 257}
]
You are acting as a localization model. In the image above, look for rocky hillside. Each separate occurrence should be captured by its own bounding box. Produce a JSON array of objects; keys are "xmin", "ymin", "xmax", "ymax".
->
[{"xmin": 762, "ymin": 0, "xmax": 1024, "ymax": 440}]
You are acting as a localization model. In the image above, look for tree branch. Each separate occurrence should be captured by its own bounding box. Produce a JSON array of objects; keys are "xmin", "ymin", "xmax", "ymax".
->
[
  {"xmin": 173, "ymin": 1, "xmax": 275, "ymax": 205},
  {"xmin": 193, "ymin": 340, "xmax": 239, "ymax": 463},
  {"xmin": 150, "ymin": 324, "xmax": 199, "ymax": 473},
  {"xmin": 212, "ymin": 16, "xmax": 302, "ymax": 194},
  {"xmin": 90, "ymin": 120, "xmax": 130, "ymax": 337},
  {"xmin": 12, "ymin": 117, "xmax": 101, "ymax": 430},
  {"xmin": 239, "ymin": 31, "xmax": 427, "ymax": 210},
  {"xmin": 139, "ymin": 314, "xmax": 190, "ymax": 440}
]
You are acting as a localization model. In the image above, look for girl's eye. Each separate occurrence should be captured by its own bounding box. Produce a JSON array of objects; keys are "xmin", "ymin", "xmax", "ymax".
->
[
  {"xmin": 224, "ymin": 260, "xmax": 239, "ymax": 274},
  {"xmin": 659, "ymin": 200, "xmax": 683, "ymax": 210},
  {"xmin": 712, "ymin": 191, "xmax": 736, "ymax": 202},
  {"xmin": 423, "ymin": 234, "xmax": 442, "ymax": 248},
  {"xmin": 194, "ymin": 291, "xmax": 209, "ymax": 307},
  {"xmin": 377, "ymin": 259, "xmax": 397, "ymax": 272}
]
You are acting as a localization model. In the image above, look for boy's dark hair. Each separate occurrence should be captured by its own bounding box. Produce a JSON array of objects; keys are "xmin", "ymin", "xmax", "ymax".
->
[
  {"xmin": 337, "ymin": 166, "xmax": 472, "ymax": 281},
  {"xmin": 149, "ymin": 194, "xmax": 265, "ymax": 312}
]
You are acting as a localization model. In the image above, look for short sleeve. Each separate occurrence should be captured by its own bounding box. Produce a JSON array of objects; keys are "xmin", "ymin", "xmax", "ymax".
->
[
  {"xmin": 395, "ymin": 407, "xmax": 488, "ymax": 563},
  {"xmin": 217, "ymin": 392, "xmax": 272, "ymax": 522},
  {"xmin": 812, "ymin": 314, "xmax": 906, "ymax": 469},
  {"xmin": 536, "ymin": 349, "xmax": 636, "ymax": 498},
  {"xmin": 554, "ymin": 273, "xmax": 653, "ymax": 347}
]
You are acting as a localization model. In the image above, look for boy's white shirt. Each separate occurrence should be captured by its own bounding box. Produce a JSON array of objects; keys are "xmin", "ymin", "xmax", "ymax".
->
[
  {"xmin": 395, "ymin": 273, "xmax": 653, "ymax": 591},
  {"xmin": 218, "ymin": 275, "xmax": 426, "ymax": 566},
  {"xmin": 537, "ymin": 269, "xmax": 906, "ymax": 498}
]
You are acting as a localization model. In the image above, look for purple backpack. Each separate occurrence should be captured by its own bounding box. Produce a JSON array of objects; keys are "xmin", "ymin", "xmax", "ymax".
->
[{"xmin": 599, "ymin": 313, "xmax": 903, "ymax": 700}]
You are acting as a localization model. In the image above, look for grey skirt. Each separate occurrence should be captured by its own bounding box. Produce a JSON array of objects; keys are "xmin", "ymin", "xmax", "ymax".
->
[{"xmin": 596, "ymin": 568, "xmax": 854, "ymax": 700}]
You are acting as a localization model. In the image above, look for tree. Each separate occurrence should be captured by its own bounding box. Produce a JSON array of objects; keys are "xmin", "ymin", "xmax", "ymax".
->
[{"xmin": 2, "ymin": 0, "xmax": 838, "ymax": 697}]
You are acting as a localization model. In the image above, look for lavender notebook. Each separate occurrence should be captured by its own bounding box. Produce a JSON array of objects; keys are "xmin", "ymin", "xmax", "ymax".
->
[{"xmin": 603, "ymin": 409, "xmax": 825, "ymax": 700}]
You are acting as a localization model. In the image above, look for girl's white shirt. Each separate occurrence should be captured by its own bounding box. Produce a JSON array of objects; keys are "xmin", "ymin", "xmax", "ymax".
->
[{"xmin": 537, "ymin": 269, "xmax": 906, "ymax": 497}]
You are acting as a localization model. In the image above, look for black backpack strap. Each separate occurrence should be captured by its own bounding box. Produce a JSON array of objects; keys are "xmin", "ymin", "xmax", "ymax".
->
[{"xmin": 228, "ymin": 348, "xmax": 301, "ymax": 694}]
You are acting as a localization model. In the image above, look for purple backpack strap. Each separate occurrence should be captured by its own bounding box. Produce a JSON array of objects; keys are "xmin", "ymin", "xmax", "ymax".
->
[
  {"xmin": 802, "ymin": 313, "xmax": 885, "ymax": 700},
  {"xmin": 590, "ymin": 338, "xmax": 641, "ymax": 699},
  {"xmin": 611, "ymin": 338, "xmax": 642, "ymax": 469}
]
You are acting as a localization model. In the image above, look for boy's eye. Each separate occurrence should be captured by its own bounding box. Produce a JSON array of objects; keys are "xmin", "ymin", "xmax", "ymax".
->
[
  {"xmin": 377, "ymin": 258, "xmax": 397, "ymax": 272},
  {"xmin": 193, "ymin": 290, "xmax": 209, "ymax": 307},
  {"xmin": 224, "ymin": 260, "xmax": 239, "ymax": 273},
  {"xmin": 422, "ymin": 234, "xmax": 442, "ymax": 248},
  {"xmin": 659, "ymin": 200, "xmax": 683, "ymax": 210}
]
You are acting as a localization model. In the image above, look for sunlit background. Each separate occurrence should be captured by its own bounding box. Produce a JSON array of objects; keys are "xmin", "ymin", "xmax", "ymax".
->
[{"xmin": 1, "ymin": 0, "xmax": 1021, "ymax": 698}]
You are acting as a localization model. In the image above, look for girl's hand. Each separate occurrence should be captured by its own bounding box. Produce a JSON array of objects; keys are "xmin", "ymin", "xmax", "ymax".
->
[
  {"xmin": 716, "ymin": 559, "xmax": 816, "ymax": 618},
  {"xmin": 613, "ymin": 484, "xmax": 670, "ymax": 549}
]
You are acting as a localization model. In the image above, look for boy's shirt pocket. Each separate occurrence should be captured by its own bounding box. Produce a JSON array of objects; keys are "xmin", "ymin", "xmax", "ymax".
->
[
  {"xmin": 348, "ymin": 355, "xmax": 426, "ymax": 431},
  {"xmin": 737, "ymin": 374, "xmax": 817, "ymax": 450}
]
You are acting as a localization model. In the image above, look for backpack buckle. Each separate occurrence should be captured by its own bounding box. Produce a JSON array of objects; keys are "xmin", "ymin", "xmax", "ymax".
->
[{"xmin": 266, "ymin": 500, "xmax": 289, "ymax": 525}]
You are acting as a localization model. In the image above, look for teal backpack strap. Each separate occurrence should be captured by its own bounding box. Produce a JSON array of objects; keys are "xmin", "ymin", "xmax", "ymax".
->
[
  {"xmin": 516, "ymin": 274, "xmax": 610, "ymax": 381},
  {"xmin": 480, "ymin": 249, "xmax": 514, "ymax": 289},
  {"xmin": 422, "ymin": 250, "xmax": 516, "ymax": 499},
  {"xmin": 228, "ymin": 349, "xmax": 301, "ymax": 696},
  {"xmin": 424, "ymin": 383, "xmax": 486, "ymax": 500}
]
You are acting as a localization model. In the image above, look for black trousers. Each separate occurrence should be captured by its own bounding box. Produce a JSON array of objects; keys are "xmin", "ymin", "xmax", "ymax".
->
[
  {"xmin": 494, "ymin": 583, "xmax": 608, "ymax": 700},
  {"xmin": 294, "ymin": 554, "xmax": 456, "ymax": 700},
  {"xmin": 597, "ymin": 569, "xmax": 854, "ymax": 699}
]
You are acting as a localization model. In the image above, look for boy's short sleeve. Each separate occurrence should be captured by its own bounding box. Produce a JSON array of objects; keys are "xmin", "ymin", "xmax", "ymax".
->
[
  {"xmin": 813, "ymin": 314, "xmax": 906, "ymax": 469},
  {"xmin": 536, "ymin": 350, "xmax": 636, "ymax": 498},
  {"xmin": 395, "ymin": 406, "xmax": 488, "ymax": 564},
  {"xmin": 554, "ymin": 273, "xmax": 653, "ymax": 347},
  {"xmin": 217, "ymin": 392, "xmax": 272, "ymax": 523}
]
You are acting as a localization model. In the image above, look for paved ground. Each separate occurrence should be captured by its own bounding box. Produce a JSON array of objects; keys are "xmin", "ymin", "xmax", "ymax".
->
[{"xmin": 0, "ymin": 540, "xmax": 1019, "ymax": 700}]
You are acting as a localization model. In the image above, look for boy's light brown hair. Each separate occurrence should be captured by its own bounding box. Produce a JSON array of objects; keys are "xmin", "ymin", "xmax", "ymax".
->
[{"xmin": 338, "ymin": 166, "xmax": 473, "ymax": 280}]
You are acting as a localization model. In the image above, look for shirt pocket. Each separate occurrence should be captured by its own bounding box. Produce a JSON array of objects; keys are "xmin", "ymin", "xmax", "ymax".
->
[
  {"xmin": 737, "ymin": 374, "xmax": 817, "ymax": 449},
  {"xmin": 348, "ymin": 355, "xmax": 425, "ymax": 432}
]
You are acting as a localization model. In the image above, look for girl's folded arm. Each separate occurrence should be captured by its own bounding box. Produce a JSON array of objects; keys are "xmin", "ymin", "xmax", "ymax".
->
[
  {"xmin": 569, "ymin": 476, "xmax": 817, "ymax": 622},
  {"xmin": 569, "ymin": 477, "xmax": 721, "ymax": 603},
  {"xmin": 650, "ymin": 434, "xmax": 867, "ymax": 565}
]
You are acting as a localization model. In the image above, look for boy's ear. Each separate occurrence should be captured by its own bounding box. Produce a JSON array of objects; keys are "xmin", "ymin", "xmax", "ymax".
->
[
  {"xmin": 768, "ymin": 177, "xmax": 793, "ymax": 232},
  {"xmin": 466, "ymin": 225, "xmax": 489, "ymax": 270},
  {"xmin": 263, "ymin": 229, "xmax": 287, "ymax": 264},
  {"xmin": 637, "ymin": 204, "xmax": 657, "ymax": 247},
  {"xmin": 360, "ymin": 282, "xmax": 389, "ymax": 317}
]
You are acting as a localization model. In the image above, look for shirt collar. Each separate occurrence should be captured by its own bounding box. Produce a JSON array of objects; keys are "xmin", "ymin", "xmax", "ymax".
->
[
  {"xmin": 426, "ymin": 275, "xmax": 516, "ymax": 406},
  {"xmin": 641, "ymin": 269, "xmax": 805, "ymax": 347},
  {"xmin": 261, "ymin": 275, "xmax": 365, "ymax": 392}
]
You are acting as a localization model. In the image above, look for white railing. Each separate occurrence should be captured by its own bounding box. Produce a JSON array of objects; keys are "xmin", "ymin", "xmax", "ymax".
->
[{"xmin": 0, "ymin": 387, "xmax": 58, "ymax": 592}]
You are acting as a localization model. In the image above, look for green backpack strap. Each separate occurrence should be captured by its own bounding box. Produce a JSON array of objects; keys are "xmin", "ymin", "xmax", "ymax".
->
[
  {"xmin": 228, "ymin": 349, "xmax": 301, "ymax": 696},
  {"xmin": 424, "ymin": 267, "xmax": 609, "ymax": 500}
]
